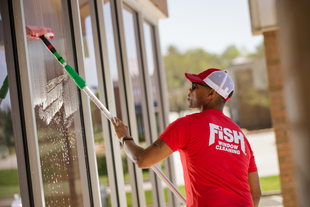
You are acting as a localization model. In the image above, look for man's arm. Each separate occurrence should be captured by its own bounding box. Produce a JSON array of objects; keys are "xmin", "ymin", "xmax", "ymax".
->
[
  {"xmin": 111, "ymin": 117, "xmax": 174, "ymax": 168},
  {"xmin": 248, "ymin": 171, "xmax": 261, "ymax": 207},
  {"xmin": 123, "ymin": 138, "xmax": 173, "ymax": 168}
]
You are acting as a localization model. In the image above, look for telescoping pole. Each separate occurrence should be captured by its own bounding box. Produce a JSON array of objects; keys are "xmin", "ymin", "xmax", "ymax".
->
[{"xmin": 26, "ymin": 26, "xmax": 186, "ymax": 205}]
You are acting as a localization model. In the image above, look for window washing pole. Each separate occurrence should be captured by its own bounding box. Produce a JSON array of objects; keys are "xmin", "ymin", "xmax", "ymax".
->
[{"xmin": 26, "ymin": 26, "xmax": 186, "ymax": 206}]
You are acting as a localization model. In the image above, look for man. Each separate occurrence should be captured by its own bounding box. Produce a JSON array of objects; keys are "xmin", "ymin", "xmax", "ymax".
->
[{"xmin": 112, "ymin": 68, "xmax": 261, "ymax": 207}]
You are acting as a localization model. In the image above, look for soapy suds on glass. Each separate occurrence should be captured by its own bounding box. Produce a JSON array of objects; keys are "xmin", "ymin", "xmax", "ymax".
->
[{"xmin": 35, "ymin": 72, "xmax": 78, "ymax": 125}]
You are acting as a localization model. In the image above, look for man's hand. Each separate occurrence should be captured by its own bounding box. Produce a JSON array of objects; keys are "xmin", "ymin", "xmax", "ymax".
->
[
  {"xmin": 110, "ymin": 118, "xmax": 173, "ymax": 168},
  {"xmin": 111, "ymin": 117, "xmax": 130, "ymax": 142}
]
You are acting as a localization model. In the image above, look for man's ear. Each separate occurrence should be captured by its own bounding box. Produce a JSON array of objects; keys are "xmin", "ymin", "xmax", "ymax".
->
[{"xmin": 206, "ymin": 89, "xmax": 217, "ymax": 99}]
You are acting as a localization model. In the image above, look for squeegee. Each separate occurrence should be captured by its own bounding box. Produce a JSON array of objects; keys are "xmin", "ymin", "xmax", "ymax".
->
[
  {"xmin": 0, "ymin": 75, "xmax": 9, "ymax": 106},
  {"xmin": 26, "ymin": 25, "xmax": 186, "ymax": 205}
]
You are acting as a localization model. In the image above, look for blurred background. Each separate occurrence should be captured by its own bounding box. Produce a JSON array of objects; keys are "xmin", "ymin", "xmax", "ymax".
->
[{"xmin": 158, "ymin": 1, "xmax": 281, "ymax": 206}]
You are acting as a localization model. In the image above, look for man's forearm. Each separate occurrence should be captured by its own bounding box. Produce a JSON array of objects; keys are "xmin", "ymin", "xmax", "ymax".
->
[
  {"xmin": 248, "ymin": 171, "xmax": 261, "ymax": 207},
  {"xmin": 252, "ymin": 195, "xmax": 261, "ymax": 207},
  {"xmin": 122, "ymin": 140, "xmax": 146, "ymax": 166},
  {"xmin": 122, "ymin": 138, "xmax": 172, "ymax": 169}
]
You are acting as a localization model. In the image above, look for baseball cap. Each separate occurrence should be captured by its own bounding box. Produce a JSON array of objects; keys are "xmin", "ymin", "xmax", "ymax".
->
[{"xmin": 185, "ymin": 68, "xmax": 234, "ymax": 101}]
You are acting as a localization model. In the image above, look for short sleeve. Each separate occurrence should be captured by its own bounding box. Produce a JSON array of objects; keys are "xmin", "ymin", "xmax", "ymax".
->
[
  {"xmin": 248, "ymin": 150, "xmax": 258, "ymax": 173},
  {"xmin": 159, "ymin": 116, "xmax": 191, "ymax": 152}
]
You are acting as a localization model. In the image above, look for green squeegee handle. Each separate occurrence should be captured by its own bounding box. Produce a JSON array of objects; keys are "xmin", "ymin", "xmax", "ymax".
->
[
  {"xmin": 40, "ymin": 35, "xmax": 86, "ymax": 90},
  {"xmin": 38, "ymin": 35, "xmax": 186, "ymax": 206},
  {"xmin": 39, "ymin": 35, "xmax": 115, "ymax": 122},
  {"xmin": 0, "ymin": 76, "xmax": 9, "ymax": 99}
]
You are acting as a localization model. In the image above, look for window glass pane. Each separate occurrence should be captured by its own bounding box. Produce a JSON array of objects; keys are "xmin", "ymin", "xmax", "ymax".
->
[
  {"xmin": 79, "ymin": 2, "xmax": 111, "ymax": 206},
  {"xmin": 143, "ymin": 22, "xmax": 165, "ymax": 135},
  {"xmin": 0, "ymin": 7, "xmax": 21, "ymax": 207},
  {"xmin": 103, "ymin": 1, "xmax": 122, "ymax": 119},
  {"xmin": 102, "ymin": 0, "xmax": 131, "ymax": 204},
  {"xmin": 24, "ymin": 0, "xmax": 85, "ymax": 206},
  {"xmin": 122, "ymin": 5, "xmax": 150, "ymax": 206},
  {"xmin": 122, "ymin": 6, "xmax": 149, "ymax": 145},
  {"xmin": 143, "ymin": 21, "xmax": 171, "ymax": 204}
]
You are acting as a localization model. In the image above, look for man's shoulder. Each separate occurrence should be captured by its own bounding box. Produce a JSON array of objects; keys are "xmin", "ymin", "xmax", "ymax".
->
[{"xmin": 173, "ymin": 114, "xmax": 192, "ymax": 124}]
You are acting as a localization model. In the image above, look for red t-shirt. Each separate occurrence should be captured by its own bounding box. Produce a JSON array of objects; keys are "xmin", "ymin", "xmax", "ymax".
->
[{"xmin": 159, "ymin": 109, "xmax": 257, "ymax": 207}]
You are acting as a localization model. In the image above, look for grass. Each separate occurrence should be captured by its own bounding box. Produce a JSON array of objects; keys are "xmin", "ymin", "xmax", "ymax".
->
[
  {"xmin": 0, "ymin": 167, "xmax": 281, "ymax": 203},
  {"xmin": 259, "ymin": 175, "xmax": 281, "ymax": 192},
  {"xmin": 94, "ymin": 137, "xmax": 104, "ymax": 143},
  {"xmin": 93, "ymin": 128, "xmax": 103, "ymax": 134},
  {"xmin": 125, "ymin": 188, "xmax": 169, "ymax": 206},
  {"xmin": 0, "ymin": 185, "xmax": 20, "ymax": 198},
  {"xmin": 123, "ymin": 175, "xmax": 281, "ymax": 206},
  {"xmin": 178, "ymin": 185, "xmax": 186, "ymax": 197},
  {"xmin": 0, "ymin": 169, "xmax": 19, "ymax": 185},
  {"xmin": 99, "ymin": 170, "xmax": 151, "ymax": 185},
  {"xmin": 0, "ymin": 169, "xmax": 20, "ymax": 198}
]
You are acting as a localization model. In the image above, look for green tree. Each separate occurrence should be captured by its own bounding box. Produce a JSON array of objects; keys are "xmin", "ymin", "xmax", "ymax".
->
[
  {"xmin": 164, "ymin": 46, "xmax": 223, "ymax": 114},
  {"xmin": 246, "ymin": 41, "xmax": 269, "ymax": 107},
  {"xmin": 164, "ymin": 43, "xmax": 266, "ymax": 113},
  {"xmin": 248, "ymin": 41, "xmax": 265, "ymax": 59},
  {"xmin": 220, "ymin": 45, "xmax": 241, "ymax": 68}
]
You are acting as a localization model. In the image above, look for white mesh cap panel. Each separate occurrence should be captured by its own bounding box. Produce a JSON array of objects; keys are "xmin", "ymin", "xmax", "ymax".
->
[{"xmin": 203, "ymin": 71, "xmax": 234, "ymax": 99}]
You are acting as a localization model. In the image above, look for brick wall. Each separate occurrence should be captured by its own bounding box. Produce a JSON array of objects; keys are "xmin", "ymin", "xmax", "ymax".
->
[{"xmin": 263, "ymin": 31, "xmax": 298, "ymax": 207}]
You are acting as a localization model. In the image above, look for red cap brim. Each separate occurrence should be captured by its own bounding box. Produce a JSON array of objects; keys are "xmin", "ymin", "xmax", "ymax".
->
[{"xmin": 185, "ymin": 73, "xmax": 205, "ymax": 84}]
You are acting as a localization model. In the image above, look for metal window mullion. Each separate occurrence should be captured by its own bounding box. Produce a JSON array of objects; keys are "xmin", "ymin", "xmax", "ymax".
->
[
  {"xmin": 111, "ymin": 0, "xmax": 146, "ymax": 206},
  {"xmin": 70, "ymin": 1, "xmax": 101, "ymax": 206},
  {"xmin": 89, "ymin": 0, "xmax": 128, "ymax": 206},
  {"xmin": 11, "ymin": 0, "xmax": 45, "ymax": 206},
  {"xmin": 2, "ymin": 0, "xmax": 31, "ymax": 206},
  {"xmin": 153, "ymin": 25, "xmax": 180, "ymax": 207},
  {"xmin": 137, "ymin": 12, "xmax": 166, "ymax": 207}
]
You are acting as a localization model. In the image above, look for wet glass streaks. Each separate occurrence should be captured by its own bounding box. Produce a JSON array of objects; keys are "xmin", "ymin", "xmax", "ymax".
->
[{"xmin": 24, "ymin": 0, "xmax": 84, "ymax": 206}]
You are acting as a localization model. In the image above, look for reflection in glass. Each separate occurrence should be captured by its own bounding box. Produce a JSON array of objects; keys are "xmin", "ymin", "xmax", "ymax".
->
[
  {"xmin": 79, "ymin": 1, "xmax": 110, "ymax": 206},
  {"xmin": 24, "ymin": 0, "xmax": 84, "ymax": 206},
  {"xmin": 143, "ymin": 22, "xmax": 165, "ymax": 135},
  {"xmin": 0, "ymin": 7, "xmax": 21, "ymax": 207},
  {"xmin": 143, "ymin": 21, "xmax": 171, "ymax": 204},
  {"xmin": 103, "ymin": 1, "xmax": 122, "ymax": 119},
  {"xmin": 122, "ymin": 6, "xmax": 149, "ymax": 144},
  {"xmin": 122, "ymin": 5, "xmax": 151, "ymax": 206},
  {"xmin": 103, "ymin": 0, "xmax": 133, "ymax": 205}
]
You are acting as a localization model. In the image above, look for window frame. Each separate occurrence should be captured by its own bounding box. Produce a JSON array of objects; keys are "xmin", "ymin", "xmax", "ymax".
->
[
  {"xmin": 9, "ymin": 0, "xmax": 177, "ymax": 206},
  {"xmin": 1, "ymin": 0, "xmax": 33, "ymax": 206},
  {"xmin": 12, "ymin": 0, "xmax": 46, "ymax": 205},
  {"xmin": 12, "ymin": 0, "xmax": 94, "ymax": 206}
]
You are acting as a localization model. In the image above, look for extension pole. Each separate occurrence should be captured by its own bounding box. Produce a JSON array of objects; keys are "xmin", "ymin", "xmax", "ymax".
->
[{"xmin": 34, "ymin": 33, "xmax": 186, "ymax": 206}]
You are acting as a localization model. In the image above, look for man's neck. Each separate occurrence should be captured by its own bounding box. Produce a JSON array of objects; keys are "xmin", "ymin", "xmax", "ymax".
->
[{"xmin": 201, "ymin": 104, "xmax": 224, "ymax": 112}]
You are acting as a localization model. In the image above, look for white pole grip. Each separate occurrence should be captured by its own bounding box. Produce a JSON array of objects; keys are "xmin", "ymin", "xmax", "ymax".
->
[
  {"xmin": 83, "ymin": 86, "xmax": 116, "ymax": 123},
  {"xmin": 151, "ymin": 165, "xmax": 187, "ymax": 205}
]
